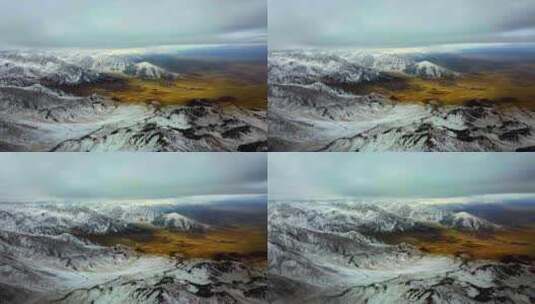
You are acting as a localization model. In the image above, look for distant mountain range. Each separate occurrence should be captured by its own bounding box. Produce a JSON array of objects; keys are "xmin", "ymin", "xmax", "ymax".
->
[
  {"xmin": 0, "ymin": 50, "xmax": 178, "ymax": 85},
  {"xmin": 269, "ymin": 51, "xmax": 458, "ymax": 86},
  {"xmin": 0, "ymin": 202, "xmax": 211, "ymax": 235}
]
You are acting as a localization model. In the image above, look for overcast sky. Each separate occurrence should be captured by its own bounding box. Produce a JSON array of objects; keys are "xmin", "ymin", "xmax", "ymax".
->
[
  {"xmin": 269, "ymin": 153, "xmax": 535, "ymax": 200},
  {"xmin": 0, "ymin": 153, "xmax": 266, "ymax": 201},
  {"xmin": 0, "ymin": 0, "xmax": 266, "ymax": 48},
  {"xmin": 269, "ymin": 0, "xmax": 535, "ymax": 49}
]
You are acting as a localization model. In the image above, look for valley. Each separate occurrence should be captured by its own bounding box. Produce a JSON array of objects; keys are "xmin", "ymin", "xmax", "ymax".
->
[
  {"xmin": 378, "ymin": 201, "xmax": 535, "ymax": 261},
  {"xmin": 378, "ymin": 225, "xmax": 535, "ymax": 261},
  {"xmin": 352, "ymin": 62, "xmax": 535, "ymax": 109},
  {"xmin": 86, "ymin": 224, "xmax": 267, "ymax": 266}
]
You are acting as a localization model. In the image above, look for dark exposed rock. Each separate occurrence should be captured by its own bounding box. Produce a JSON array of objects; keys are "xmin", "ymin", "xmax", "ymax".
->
[
  {"xmin": 499, "ymin": 128, "xmax": 531, "ymax": 142},
  {"xmin": 516, "ymin": 146, "xmax": 535, "ymax": 152},
  {"xmin": 238, "ymin": 141, "xmax": 268, "ymax": 152}
]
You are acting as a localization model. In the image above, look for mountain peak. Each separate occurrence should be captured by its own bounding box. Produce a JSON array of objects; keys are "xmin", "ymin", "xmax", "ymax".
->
[
  {"xmin": 449, "ymin": 211, "xmax": 500, "ymax": 231},
  {"xmin": 153, "ymin": 212, "xmax": 208, "ymax": 232},
  {"xmin": 126, "ymin": 61, "xmax": 179, "ymax": 80},
  {"xmin": 406, "ymin": 60, "xmax": 459, "ymax": 79}
]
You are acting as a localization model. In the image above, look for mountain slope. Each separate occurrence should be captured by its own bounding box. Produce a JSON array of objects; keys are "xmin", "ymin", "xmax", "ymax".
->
[{"xmin": 269, "ymin": 80, "xmax": 535, "ymax": 152}]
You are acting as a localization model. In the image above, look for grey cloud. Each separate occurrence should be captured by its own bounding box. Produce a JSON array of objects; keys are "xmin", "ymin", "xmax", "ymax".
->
[
  {"xmin": 268, "ymin": 0, "xmax": 535, "ymax": 49},
  {"xmin": 0, "ymin": 153, "xmax": 267, "ymax": 201},
  {"xmin": 0, "ymin": 0, "xmax": 266, "ymax": 48},
  {"xmin": 269, "ymin": 153, "xmax": 535, "ymax": 200}
]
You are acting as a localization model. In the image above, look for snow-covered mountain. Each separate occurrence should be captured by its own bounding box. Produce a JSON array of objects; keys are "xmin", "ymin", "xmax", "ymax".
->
[
  {"xmin": 269, "ymin": 51, "xmax": 382, "ymax": 85},
  {"xmin": 445, "ymin": 211, "xmax": 500, "ymax": 231},
  {"xmin": 153, "ymin": 213, "xmax": 208, "ymax": 232},
  {"xmin": 0, "ymin": 50, "xmax": 267, "ymax": 152},
  {"xmin": 45, "ymin": 100, "xmax": 267, "ymax": 152},
  {"xmin": 0, "ymin": 202, "xmax": 211, "ymax": 234},
  {"xmin": 270, "ymin": 200, "xmax": 499, "ymax": 234},
  {"xmin": 125, "ymin": 61, "xmax": 179, "ymax": 80},
  {"xmin": 0, "ymin": 202, "xmax": 267, "ymax": 303},
  {"xmin": 62, "ymin": 51, "xmax": 180, "ymax": 80},
  {"xmin": 383, "ymin": 202, "xmax": 501, "ymax": 232},
  {"xmin": 0, "ymin": 50, "xmax": 178, "ymax": 82},
  {"xmin": 102, "ymin": 204, "xmax": 162, "ymax": 224},
  {"xmin": 269, "ymin": 200, "xmax": 534, "ymax": 304},
  {"xmin": 0, "ymin": 52, "xmax": 101, "ymax": 86},
  {"xmin": 0, "ymin": 204, "xmax": 129, "ymax": 235},
  {"xmin": 270, "ymin": 50, "xmax": 458, "ymax": 84},
  {"xmin": 0, "ymin": 230, "xmax": 266, "ymax": 304},
  {"xmin": 337, "ymin": 51, "xmax": 415, "ymax": 73},
  {"xmin": 269, "ymin": 78, "xmax": 535, "ymax": 152},
  {"xmin": 335, "ymin": 50, "xmax": 458, "ymax": 79},
  {"xmin": 268, "ymin": 50, "xmax": 535, "ymax": 152},
  {"xmin": 68, "ymin": 53, "xmax": 142, "ymax": 74},
  {"xmin": 405, "ymin": 60, "xmax": 458, "ymax": 79}
]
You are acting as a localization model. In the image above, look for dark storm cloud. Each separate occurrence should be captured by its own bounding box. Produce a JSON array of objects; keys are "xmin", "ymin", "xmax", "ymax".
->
[
  {"xmin": 0, "ymin": 153, "xmax": 266, "ymax": 201},
  {"xmin": 0, "ymin": 0, "xmax": 266, "ymax": 48},
  {"xmin": 269, "ymin": 0, "xmax": 535, "ymax": 49},
  {"xmin": 269, "ymin": 153, "xmax": 535, "ymax": 200}
]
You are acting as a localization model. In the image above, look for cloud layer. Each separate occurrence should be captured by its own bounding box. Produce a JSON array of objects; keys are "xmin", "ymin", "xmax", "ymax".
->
[
  {"xmin": 269, "ymin": 153, "xmax": 535, "ymax": 200},
  {"xmin": 269, "ymin": 0, "xmax": 535, "ymax": 49},
  {"xmin": 0, "ymin": 153, "xmax": 266, "ymax": 201},
  {"xmin": 0, "ymin": 0, "xmax": 266, "ymax": 48}
]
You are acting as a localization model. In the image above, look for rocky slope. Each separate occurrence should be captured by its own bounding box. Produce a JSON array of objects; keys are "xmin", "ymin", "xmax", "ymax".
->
[
  {"xmin": 269, "ymin": 83, "xmax": 535, "ymax": 152},
  {"xmin": 268, "ymin": 200, "xmax": 535, "ymax": 303}
]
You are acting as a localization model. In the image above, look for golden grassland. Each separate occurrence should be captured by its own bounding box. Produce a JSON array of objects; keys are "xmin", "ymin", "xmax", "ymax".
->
[
  {"xmin": 86, "ymin": 224, "xmax": 267, "ymax": 266},
  {"xmin": 104, "ymin": 75, "xmax": 266, "ymax": 109},
  {"xmin": 379, "ymin": 225, "xmax": 535, "ymax": 261},
  {"xmin": 358, "ymin": 63, "xmax": 535, "ymax": 109}
]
